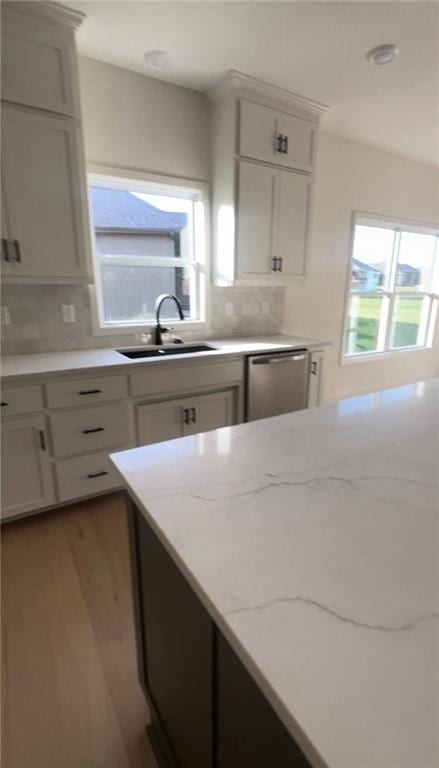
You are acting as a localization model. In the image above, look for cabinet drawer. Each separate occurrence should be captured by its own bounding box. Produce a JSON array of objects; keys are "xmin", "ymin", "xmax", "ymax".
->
[
  {"xmin": 131, "ymin": 360, "xmax": 243, "ymax": 398},
  {"xmin": 56, "ymin": 452, "xmax": 122, "ymax": 502},
  {"xmin": 1, "ymin": 385, "xmax": 43, "ymax": 416},
  {"xmin": 46, "ymin": 375, "xmax": 128, "ymax": 409},
  {"xmin": 50, "ymin": 402, "xmax": 132, "ymax": 458}
]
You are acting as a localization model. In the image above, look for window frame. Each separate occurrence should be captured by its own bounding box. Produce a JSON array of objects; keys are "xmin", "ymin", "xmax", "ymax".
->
[
  {"xmin": 341, "ymin": 212, "xmax": 439, "ymax": 364},
  {"xmin": 87, "ymin": 164, "xmax": 210, "ymax": 336}
]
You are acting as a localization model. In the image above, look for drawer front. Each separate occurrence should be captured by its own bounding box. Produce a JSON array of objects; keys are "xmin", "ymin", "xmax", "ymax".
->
[
  {"xmin": 56, "ymin": 452, "xmax": 122, "ymax": 502},
  {"xmin": 131, "ymin": 360, "xmax": 243, "ymax": 398},
  {"xmin": 46, "ymin": 375, "xmax": 128, "ymax": 409},
  {"xmin": 50, "ymin": 402, "xmax": 132, "ymax": 458},
  {"xmin": 1, "ymin": 385, "xmax": 43, "ymax": 416}
]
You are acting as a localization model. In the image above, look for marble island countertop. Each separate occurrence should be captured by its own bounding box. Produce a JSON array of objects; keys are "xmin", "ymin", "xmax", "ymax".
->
[
  {"xmin": 111, "ymin": 379, "xmax": 439, "ymax": 768},
  {"xmin": 1, "ymin": 334, "xmax": 329, "ymax": 381}
]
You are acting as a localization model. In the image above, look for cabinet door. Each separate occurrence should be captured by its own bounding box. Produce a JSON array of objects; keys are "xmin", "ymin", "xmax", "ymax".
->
[
  {"xmin": 2, "ymin": 106, "xmax": 88, "ymax": 280},
  {"xmin": 2, "ymin": 16, "xmax": 75, "ymax": 115},
  {"xmin": 137, "ymin": 399, "xmax": 184, "ymax": 446},
  {"xmin": 1, "ymin": 416, "xmax": 55, "ymax": 520},
  {"xmin": 277, "ymin": 113, "xmax": 316, "ymax": 172},
  {"xmin": 1, "ymin": 181, "xmax": 15, "ymax": 277},
  {"xmin": 275, "ymin": 169, "xmax": 311, "ymax": 276},
  {"xmin": 239, "ymin": 100, "xmax": 278, "ymax": 165},
  {"xmin": 132, "ymin": 506, "xmax": 213, "ymax": 768},
  {"xmin": 183, "ymin": 390, "xmax": 234, "ymax": 436},
  {"xmin": 237, "ymin": 161, "xmax": 276, "ymax": 276}
]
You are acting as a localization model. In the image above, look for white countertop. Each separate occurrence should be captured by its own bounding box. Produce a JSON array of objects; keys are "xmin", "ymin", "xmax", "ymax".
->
[
  {"xmin": 1, "ymin": 335, "xmax": 328, "ymax": 381},
  {"xmin": 111, "ymin": 380, "xmax": 439, "ymax": 768}
]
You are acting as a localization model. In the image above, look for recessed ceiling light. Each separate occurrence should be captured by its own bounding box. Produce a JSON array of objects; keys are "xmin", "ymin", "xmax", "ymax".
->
[
  {"xmin": 367, "ymin": 44, "xmax": 400, "ymax": 65},
  {"xmin": 143, "ymin": 50, "xmax": 171, "ymax": 70}
]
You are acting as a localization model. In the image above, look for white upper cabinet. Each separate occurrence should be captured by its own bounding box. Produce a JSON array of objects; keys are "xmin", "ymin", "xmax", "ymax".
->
[
  {"xmin": 275, "ymin": 170, "xmax": 311, "ymax": 276},
  {"xmin": 2, "ymin": 11, "xmax": 76, "ymax": 116},
  {"xmin": 209, "ymin": 72, "xmax": 327, "ymax": 284},
  {"xmin": 237, "ymin": 161, "xmax": 311, "ymax": 277},
  {"xmin": 239, "ymin": 99, "xmax": 316, "ymax": 173},
  {"xmin": 2, "ymin": 106, "xmax": 90, "ymax": 281},
  {"xmin": 1, "ymin": 2, "xmax": 91, "ymax": 284},
  {"xmin": 237, "ymin": 161, "xmax": 277, "ymax": 276}
]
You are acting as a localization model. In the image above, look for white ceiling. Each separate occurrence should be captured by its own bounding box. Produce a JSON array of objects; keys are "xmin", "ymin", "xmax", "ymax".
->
[{"xmin": 68, "ymin": 1, "xmax": 439, "ymax": 166}]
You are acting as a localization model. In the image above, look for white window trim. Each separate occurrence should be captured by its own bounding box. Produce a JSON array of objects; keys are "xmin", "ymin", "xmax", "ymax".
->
[
  {"xmin": 340, "ymin": 211, "xmax": 439, "ymax": 365},
  {"xmin": 87, "ymin": 163, "xmax": 211, "ymax": 336}
]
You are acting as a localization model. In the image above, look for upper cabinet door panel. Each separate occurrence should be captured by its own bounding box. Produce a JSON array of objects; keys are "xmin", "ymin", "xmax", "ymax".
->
[
  {"xmin": 239, "ymin": 100, "xmax": 278, "ymax": 165},
  {"xmin": 2, "ymin": 106, "xmax": 86, "ymax": 279},
  {"xmin": 276, "ymin": 170, "xmax": 311, "ymax": 276},
  {"xmin": 277, "ymin": 113, "xmax": 316, "ymax": 172},
  {"xmin": 237, "ymin": 160, "xmax": 276, "ymax": 277},
  {"xmin": 2, "ymin": 18, "xmax": 75, "ymax": 115}
]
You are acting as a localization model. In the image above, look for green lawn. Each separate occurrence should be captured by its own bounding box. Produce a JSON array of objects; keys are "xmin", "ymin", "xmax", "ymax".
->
[{"xmin": 347, "ymin": 295, "xmax": 422, "ymax": 354}]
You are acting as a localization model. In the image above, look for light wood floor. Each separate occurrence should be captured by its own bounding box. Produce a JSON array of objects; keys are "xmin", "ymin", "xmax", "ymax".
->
[{"xmin": 1, "ymin": 493, "xmax": 157, "ymax": 768}]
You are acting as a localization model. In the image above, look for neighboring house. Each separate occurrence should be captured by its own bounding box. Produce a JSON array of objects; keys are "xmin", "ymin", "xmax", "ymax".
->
[
  {"xmin": 90, "ymin": 186, "xmax": 189, "ymax": 322},
  {"xmin": 351, "ymin": 258, "xmax": 384, "ymax": 291},
  {"xmin": 396, "ymin": 263, "xmax": 420, "ymax": 287}
]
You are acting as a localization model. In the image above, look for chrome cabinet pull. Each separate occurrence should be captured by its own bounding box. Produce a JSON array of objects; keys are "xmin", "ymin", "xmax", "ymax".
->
[
  {"xmin": 283, "ymin": 135, "xmax": 289, "ymax": 154},
  {"xmin": 82, "ymin": 426, "xmax": 105, "ymax": 434},
  {"xmin": 190, "ymin": 407, "xmax": 196, "ymax": 424},
  {"xmin": 310, "ymin": 360, "xmax": 319, "ymax": 375},
  {"xmin": 275, "ymin": 134, "xmax": 283, "ymax": 153},
  {"xmin": 183, "ymin": 408, "xmax": 190, "ymax": 425},
  {"xmin": 87, "ymin": 470, "xmax": 108, "ymax": 479},
  {"xmin": 38, "ymin": 430, "xmax": 47, "ymax": 451},
  {"xmin": 79, "ymin": 389, "xmax": 102, "ymax": 395},
  {"xmin": 13, "ymin": 239, "xmax": 21, "ymax": 263},
  {"xmin": 278, "ymin": 256, "xmax": 283, "ymax": 272}
]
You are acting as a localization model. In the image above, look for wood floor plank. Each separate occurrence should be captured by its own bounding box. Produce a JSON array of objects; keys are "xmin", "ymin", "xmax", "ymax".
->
[{"xmin": 1, "ymin": 494, "xmax": 156, "ymax": 768}]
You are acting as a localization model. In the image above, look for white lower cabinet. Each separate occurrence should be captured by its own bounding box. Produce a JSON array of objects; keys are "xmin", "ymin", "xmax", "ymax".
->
[
  {"xmin": 56, "ymin": 452, "xmax": 122, "ymax": 502},
  {"xmin": 1, "ymin": 416, "xmax": 55, "ymax": 519},
  {"xmin": 138, "ymin": 390, "xmax": 235, "ymax": 446}
]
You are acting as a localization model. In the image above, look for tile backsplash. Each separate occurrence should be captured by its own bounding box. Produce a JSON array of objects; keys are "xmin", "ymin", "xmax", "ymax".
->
[{"xmin": 1, "ymin": 284, "xmax": 285, "ymax": 355}]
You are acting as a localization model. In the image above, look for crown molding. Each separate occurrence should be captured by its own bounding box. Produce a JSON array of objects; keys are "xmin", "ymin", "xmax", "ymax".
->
[
  {"xmin": 2, "ymin": 1, "xmax": 85, "ymax": 30},
  {"xmin": 208, "ymin": 69, "xmax": 329, "ymax": 117}
]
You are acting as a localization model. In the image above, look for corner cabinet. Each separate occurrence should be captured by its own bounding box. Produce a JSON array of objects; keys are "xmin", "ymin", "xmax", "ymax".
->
[
  {"xmin": 1, "ymin": 416, "xmax": 55, "ymax": 520},
  {"xmin": 209, "ymin": 72, "xmax": 328, "ymax": 285},
  {"xmin": 1, "ymin": 2, "xmax": 92, "ymax": 284}
]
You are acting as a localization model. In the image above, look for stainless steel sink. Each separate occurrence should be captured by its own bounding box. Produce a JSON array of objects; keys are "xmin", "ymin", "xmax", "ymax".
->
[{"xmin": 116, "ymin": 343, "xmax": 217, "ymax": 359}]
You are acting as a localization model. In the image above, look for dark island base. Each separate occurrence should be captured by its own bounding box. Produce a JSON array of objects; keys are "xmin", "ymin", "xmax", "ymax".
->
[{"xmin": 127, "ymin": 495, "xmax": 312, "ymax": 768}]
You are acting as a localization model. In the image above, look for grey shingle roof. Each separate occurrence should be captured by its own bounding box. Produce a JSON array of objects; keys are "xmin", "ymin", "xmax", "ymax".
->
[{"xmin": 90, "ymin": 186, "xmax": 187, "ymax": 231}]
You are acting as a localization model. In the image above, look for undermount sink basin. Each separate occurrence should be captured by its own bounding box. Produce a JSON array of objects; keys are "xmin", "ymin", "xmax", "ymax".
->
[{"xmin": 116, "ymin": 343, "xmax": 217, "ymax": 359}]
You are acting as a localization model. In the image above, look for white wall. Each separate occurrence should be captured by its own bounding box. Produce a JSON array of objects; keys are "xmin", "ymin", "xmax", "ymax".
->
[
  {"xmin": 283, "ymin": 132, "xmax": 439, "ymax": 401},
  {"xmin": 78, "ymin": 56, "xmax": 210, "ymax": 182}
]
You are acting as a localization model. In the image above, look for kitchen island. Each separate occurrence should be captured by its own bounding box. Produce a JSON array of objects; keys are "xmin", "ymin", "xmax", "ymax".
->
[{"xmin": 111, "ymin": 380, "xmax": 439, "ymax": 768}]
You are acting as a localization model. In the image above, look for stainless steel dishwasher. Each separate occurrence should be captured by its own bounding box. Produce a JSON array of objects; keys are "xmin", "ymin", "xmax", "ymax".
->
[{"xmin": 246, "ymin": 349, "xmax": 310, "ymax": 422}]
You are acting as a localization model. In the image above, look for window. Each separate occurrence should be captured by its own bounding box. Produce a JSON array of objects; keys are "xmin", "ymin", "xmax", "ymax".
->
[
  {"xmin": 343, "ymin": 215, "xmax": 439, "ymax": 358},
  {"xmin": 88, "ymin": 172, "xmax": 207, "ymax": 331}
]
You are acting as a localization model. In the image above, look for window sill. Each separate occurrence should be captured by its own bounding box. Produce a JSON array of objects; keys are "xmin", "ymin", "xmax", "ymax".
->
[{"xmin": 341, "ymin": 345, "xmax": 433, "ymax": 366}]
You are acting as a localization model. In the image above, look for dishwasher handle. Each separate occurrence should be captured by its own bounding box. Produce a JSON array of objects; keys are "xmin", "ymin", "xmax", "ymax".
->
[{"xmin": 251, "ymin": 353, "xmax": 307, "ymax": 365}]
